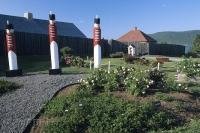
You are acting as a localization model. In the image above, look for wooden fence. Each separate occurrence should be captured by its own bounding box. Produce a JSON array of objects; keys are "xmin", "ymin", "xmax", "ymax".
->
[
  {"xmin": 0, "ymin": 30, "xmax": 186, "ymax": 58},
  {"xmin": 149, "ymin": 43, "xmax": 185, "ymax": 56},
  {"xmin": 0, "ymin": 30, "xmax": 110, "ymax": 57}
]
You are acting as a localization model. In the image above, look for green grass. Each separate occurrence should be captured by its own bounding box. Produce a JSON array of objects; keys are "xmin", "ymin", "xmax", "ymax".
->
[
  {"xmin": 0, "ymin": 56, "xmax": 200, "ymax": 78},
  {"xmin": 0, "ymin": 56, "xmax": 146, "ymax": 75},
  {"xmin": 0, "ymin": 80, "xmax": 20, "ymax": 95}
]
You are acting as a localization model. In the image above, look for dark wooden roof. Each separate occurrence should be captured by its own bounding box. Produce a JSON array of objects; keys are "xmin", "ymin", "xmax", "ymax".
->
[{"xmin": 0, "ymin": 14, "xmax": 86, "ymax": 38}]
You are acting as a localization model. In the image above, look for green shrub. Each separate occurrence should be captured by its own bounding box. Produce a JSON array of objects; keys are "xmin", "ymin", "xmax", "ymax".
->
[
  {"xmin": 79, "ymin": 66, "xmax": 191, "ymax": 96},
  {"xmin": 71, "ymin": 56, "xmax": 85, "ymax": 67},
  {"xmin": 60, "ymin": 46, "xmax": 73, "ymax": 57},
  {"xmin": 44, "ymin": 90, "xmax": 178, "ymax": 133},
  {"xmin": 149, "ymin": 69, "xmax": 167, "ymax": 90},
  {"xmin": 177, "ymin": 58, "xmax": 200, "ymax": 77},
  {"xmin": 0, "ymin": 80, "xmax": 19, "ymax": 95},
  {"xmin": 124, "ymin": 69, "xmax": 168, "ymax": 96},
  {"xmin": 61, "ymin": 55, "xmax": 89, "ymax": 68},
  {"xmin": 166, "ymin": 78, "xmax": 188, "ymax": 92},
  {"xmin": 124, "ymin": 69, "xmax": 150, "ymax": 96}
]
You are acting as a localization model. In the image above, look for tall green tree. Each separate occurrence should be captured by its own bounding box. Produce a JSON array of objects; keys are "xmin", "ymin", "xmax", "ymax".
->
[{"xmin": 192, "ymin": 34, "xmax": 200, "ymax": 53}]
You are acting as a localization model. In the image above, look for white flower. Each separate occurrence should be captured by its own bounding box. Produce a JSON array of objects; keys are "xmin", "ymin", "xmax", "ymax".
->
[
  {"xmin": 146, "ymin": 85, "xmax": 149, "ymax": 88},
  {"xmin": 91, "ymin": 80, "xmax": 94, "ymax": 83},
  {"xmin": 65, "ymin": 109, "xmax": 68, "ymax": 112},
  {"xmin": 185, "ymin": 87, "xmax": 188, "ymax": 90},
  {"xmin": 178, "ymin": 83, "xmax": 182, "ymax": 87},
  {"xmin": 142, "ymin": 91, "xmax": 146, "ymax": 94},
  {"xmin": 149, "ymin": 80, "xmax": 154, "ymax": 85},
  {"xmin": 79, "ymin": 103, "xmax": 83, "ymax": 107},
  {"xmin": 183, "ymin": 66, "xmax": 186, "ymax": 69}
]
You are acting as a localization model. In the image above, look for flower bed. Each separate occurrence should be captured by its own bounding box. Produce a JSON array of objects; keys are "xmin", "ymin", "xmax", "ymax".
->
[
  {"xmin": 30, "ymin": 65, "xmax": 200, "ymax": 133},
  {"xmin": 79, "ymin": 66, "xmax": 187, "ymax": 96},
  {"xmin": 41, "ymin": 87, "xmax": 179, "ymax": 133},
  {"xmin": 177, "ymin": 58, "xmax": 200, "ymax": 78}
]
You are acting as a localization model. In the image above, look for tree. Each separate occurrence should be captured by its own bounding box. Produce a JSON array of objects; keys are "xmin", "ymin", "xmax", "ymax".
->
[{"xmin": 192, "ymin": 34, "xmax": 200, "ymax": 53}]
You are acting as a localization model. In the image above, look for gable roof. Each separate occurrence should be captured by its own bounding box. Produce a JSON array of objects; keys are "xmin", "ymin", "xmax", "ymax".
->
[
  {"xmin": 0, "ymin": 14, "xmax": 86, "ymax": 38},
  {"xmin": 117, "ymin": 27, "xmax": 157, "ymax": 43}
]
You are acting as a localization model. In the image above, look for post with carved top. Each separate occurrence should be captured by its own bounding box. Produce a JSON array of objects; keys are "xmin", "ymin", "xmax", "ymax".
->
[
  {"xmin": 93, "ymin": 15, "xmax": 102, "ymax": 68},
  {"xmin": 48, "ymin": 11, "xmax": 61, "ymax": 75},
  {"xmin": 5, "ymin": 20, "xmax": 22, "ymax": 77}
]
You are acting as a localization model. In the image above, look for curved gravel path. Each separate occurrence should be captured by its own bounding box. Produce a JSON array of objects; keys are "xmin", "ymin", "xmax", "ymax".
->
[{"xmin": 0, "ymin": 74, "xmax": 85, "ymax": 133}]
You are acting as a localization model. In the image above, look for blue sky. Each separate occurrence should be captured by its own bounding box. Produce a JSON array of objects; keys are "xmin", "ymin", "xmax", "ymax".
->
[{"xmin": 0, "ymin": 0, "xmax": 200, "ymax": 39}]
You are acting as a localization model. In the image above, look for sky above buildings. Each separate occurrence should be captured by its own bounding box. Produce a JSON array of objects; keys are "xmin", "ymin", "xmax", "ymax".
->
[{"xmin": 0, "ymin": 0, "xmax": 200, "ymax": 39}]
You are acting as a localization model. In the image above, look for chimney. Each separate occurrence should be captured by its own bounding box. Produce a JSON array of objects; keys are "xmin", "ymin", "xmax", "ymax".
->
[
  {"xmin": 24, "ymin": 12, "xmax": 33, "ymax": 20},
  {"xmin": 134, "ymin": 27, "xmax": 138, "ymax": 31}
]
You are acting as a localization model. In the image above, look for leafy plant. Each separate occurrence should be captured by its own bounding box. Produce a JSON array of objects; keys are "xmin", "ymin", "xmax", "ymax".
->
[
  {"xmin": 60, "ymin": 46, "xmax": 73, "ymax": 57},
  {"xmin": 177, "ymin": 58, "xmax": 200, "ymax": 77},
  {"xmin": 44, "ymin": 90, "xmax": 178, "ymax": 133},
  {"xmin": 0, "ymin": 80, "xmax": 20, "ymax": 95},
  {"xmin": 192, "ymin": 34, "xmax": 200, "ymax": 54},
  {"xmin": 149, "ymin": 69, "xmax": 167, "ymax": 90},
  {"xmin": 124, "ymin": 68, "xmax": 150, "ymax": 96}
]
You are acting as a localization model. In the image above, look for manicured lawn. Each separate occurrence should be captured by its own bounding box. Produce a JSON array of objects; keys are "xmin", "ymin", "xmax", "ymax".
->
[{"xmin": 0, "ymin": 56, "xmax": 199, "ymax": 77}]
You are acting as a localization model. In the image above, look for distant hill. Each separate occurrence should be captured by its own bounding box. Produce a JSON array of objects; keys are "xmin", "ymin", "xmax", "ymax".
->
[{"xmin": 149, "ymin": 30, "xmax": 200, "ymax": 46}]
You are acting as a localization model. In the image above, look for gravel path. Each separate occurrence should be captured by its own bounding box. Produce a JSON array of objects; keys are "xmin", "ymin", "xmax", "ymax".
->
[{"xmin": 0, "ymin": 74, "xmax": 85, "ymax": 133}]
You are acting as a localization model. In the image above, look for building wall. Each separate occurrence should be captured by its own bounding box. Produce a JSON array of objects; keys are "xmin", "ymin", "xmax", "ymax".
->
[
  {"xmin": 108, "ymin": 39, "xmax": 185, "ymax": 57},
  {"xmin": 108, "ymin": 40, "xmax": 149, "ymax": 56}
]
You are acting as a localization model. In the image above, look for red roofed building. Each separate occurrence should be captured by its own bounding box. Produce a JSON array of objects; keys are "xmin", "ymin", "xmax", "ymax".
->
[
  {"xmin": 117, "ymin": 27, "xmax": 157, "ymax": 55},
  {"xmin": 118, "ymin": 27, "xmax": 157, "ymax": 43}
]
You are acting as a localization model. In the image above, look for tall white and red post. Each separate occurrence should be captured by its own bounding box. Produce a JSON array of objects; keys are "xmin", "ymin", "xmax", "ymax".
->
[
  {"xmin": 5, "ymin": 20, "xmax": 22, "ymax": 77},
  {"xmin": 93, "ymin": 15, "xmax": 102, "ymax": 68},
  {"xmin": 48, "ymin": 12, "xmax": 61, "ymax": 75}
]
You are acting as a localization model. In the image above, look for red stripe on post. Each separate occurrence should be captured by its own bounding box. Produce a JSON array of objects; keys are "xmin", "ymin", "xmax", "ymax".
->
[
  {"xmin": 48, "ymin": 23, "xmax": 57, "ymax": 43},
  {"xmin": 93, "ymin": 27, "xmax": 101, "ymax": 46},
  {"xmin": 6, "ymin": 32, "xmax": 16, "ymax": 52}
]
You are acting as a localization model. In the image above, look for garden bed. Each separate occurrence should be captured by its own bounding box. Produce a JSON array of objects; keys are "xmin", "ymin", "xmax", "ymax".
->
[
  {"xmin": 29, "ymin": 84, "xmax": 79, "ymax": 133},
  {"xmin": 29, "ymin": 83, "xmax": 200, "ymax": 133},
  {"xmin": 28, "ymin": 65, "xmax": 200, "ymax": 132}
]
